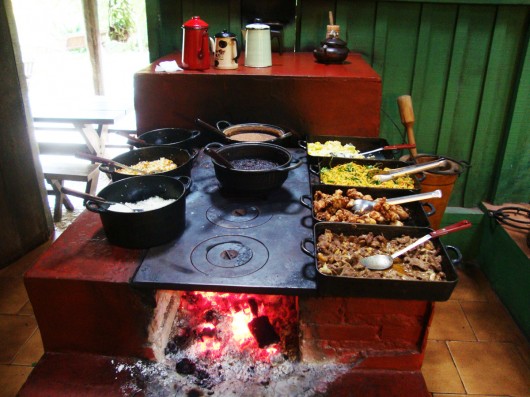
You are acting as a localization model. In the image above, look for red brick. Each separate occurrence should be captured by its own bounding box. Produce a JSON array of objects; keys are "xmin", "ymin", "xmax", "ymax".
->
[
  {"xmin": 310, "ymin": 323, "xmax": 380, "ymax": 342},
  {"xmin": 299, "ymin": 296, "xmax": 346, "ymax": 323},
  {"xmin": 344, "ymin": 298, "xmax": 430, "ymax": 316}
]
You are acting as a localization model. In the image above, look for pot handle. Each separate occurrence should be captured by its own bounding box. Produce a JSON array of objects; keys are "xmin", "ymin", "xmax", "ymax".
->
[
  {"xmin": 85, "ymin": 200, "xmax": 109, "ymax": 213},
  {"xmin": 204, "ymin": 142, "xmax": 224, "ymax": 150},
  {"xmin": 422, "ymin": 202, "xmax": 436, "ymax": 217},
  {"xmin": 300, "ymin": 237, "xmax": 315, "ymax": 258},
  {"xmin": 276, "ymin": 158, "xmax": 303, "ymax": 172},
  {"xmin": 308, "ymin": 164, "xmax": 319, "ymax": 176},
  {"xmin": 444, "ymin": 245, "xmax": 463, "ymax": 266},
  {"xmin": 233, "ymin": 38, "xmax": 241, "ymax": 62},
  {"xmin": 174, "ymin": 175, "xmax": 193, "ymax": 193},
  {"xmin": 298, "ymin": 140, "xmax": 307, "ymax": 150},
  {"xmin": 187, "ymin": 148, "xmax": 200, "ymax": 161},
  {"xmin": 99, "ymin": 164, "xmax": 114, "ymax": 174},
  {"xmin": 216, "ymin": 120, "xmax": 232, "ymax": 130},
  {"xmin": 189, "ymin": 130, "xmax": 201, "ymax": 140},
  {"xmin": 299, "ymin": 194, "xmax": 313, "ymax": 210}
]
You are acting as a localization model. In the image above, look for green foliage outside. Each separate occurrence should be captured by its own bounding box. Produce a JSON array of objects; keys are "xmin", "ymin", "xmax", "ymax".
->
[{"xmin": 108, "ymin": 0, "xmax": 135, "ymax": 42}]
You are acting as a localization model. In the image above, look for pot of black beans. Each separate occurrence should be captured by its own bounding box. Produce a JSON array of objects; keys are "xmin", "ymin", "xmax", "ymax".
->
[{"xmin": 204, "ymin": 142, "xmax": 302, "ymax": 193}]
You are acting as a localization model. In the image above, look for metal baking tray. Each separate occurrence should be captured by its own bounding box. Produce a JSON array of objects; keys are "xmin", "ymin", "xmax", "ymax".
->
[
  {"xmin": 301, "ymin": 222, "xmax": 459, "ymax": 301},
  {"xmin": 311, "ymin": 157, "xmax": 422, "ymax": 193},
  {"xmin": 300, "ymin": 184, "xmax": 433, "ymax": 227},
  {"xmin": 299, "ymin": 135, "xmax": 392, "ymax": 165}
]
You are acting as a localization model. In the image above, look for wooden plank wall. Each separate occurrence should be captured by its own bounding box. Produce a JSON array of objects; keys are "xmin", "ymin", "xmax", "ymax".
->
[
  {"xmin": 145, "ymin": 0, "xmax": 529, "ymax": 207},
  {"xmin": 0, "ymin": 1, "xmax": 53, "ymax": 267}
]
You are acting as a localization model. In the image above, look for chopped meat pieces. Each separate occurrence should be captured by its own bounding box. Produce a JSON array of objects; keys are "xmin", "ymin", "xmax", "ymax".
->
[
  {"xmin": 312, "ymin": 188, "xmax": 409, "ymax": 226},
  {"xmin": 316, "ymin": 230, "xmax": 446, "ymax": 281}
]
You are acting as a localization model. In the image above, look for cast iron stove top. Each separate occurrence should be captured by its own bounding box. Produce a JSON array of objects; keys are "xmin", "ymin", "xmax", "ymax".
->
[{"xmin": 132, "ymin": 148, "xmax": 317, "ymax": 295}]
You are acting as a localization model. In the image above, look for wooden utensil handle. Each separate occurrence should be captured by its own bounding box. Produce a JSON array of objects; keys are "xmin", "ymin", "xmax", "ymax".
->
[
  {"xmin": 397, "ymin": 95, "xmax": 418, "ymax": 157},
  {"xmin": 430, "ymin": 220, "xmax": 472, "ymax": 237}
]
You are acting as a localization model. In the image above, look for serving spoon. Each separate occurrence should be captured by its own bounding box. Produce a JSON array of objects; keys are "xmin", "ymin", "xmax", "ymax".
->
[
  {"xmin": 351, "ymin": 189, "xmax": 442, "ymax": 213},
  {"xmin": 61, "ymin": 187, "xmax": 144, "ymax": 213},
  {"xmin": 373, "ymin": 159, "xmax": 447, "ymax": 182},
  {"xmin": 75, "ymin": 152, "xmax": 149, "ymax": 175},
  {"xmin": 357, "ymin": 143, "xmax": 416, "ymax": 157},
  {"xmin": 359, "ymin": 220, "xmax": 472, "ymax": 270},
  {"xmin": 203, "ymin": 146, "xmax": 234, "ymax": 169}
]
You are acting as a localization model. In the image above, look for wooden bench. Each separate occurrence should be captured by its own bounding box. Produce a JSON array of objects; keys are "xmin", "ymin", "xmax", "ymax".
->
[{"xmin": 42, "ymin": 162, "xmax": 99, "ymax": 222}]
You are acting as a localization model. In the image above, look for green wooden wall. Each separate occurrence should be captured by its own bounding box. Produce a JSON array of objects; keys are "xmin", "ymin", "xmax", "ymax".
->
[{"xmin": 144, "ymin": 0, "xmax": 529, "ymax": 207}]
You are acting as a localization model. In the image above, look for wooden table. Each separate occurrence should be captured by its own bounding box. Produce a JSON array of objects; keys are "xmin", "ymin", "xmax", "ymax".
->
[
  {"xmin": 30, "ymin": 96, "xmax": 130, "ymax": 220},
  {"xmin": 31, "ymin": 95, "xmax": 129, "ymax": 157}
]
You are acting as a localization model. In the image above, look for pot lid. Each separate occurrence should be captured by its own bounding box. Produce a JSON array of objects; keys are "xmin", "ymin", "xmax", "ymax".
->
[
  {"xmin": 182, "ymin": 16, "xmax": 208, "ymax": 29},
  {"xmin": 246, "ymin": 18, "xmax": 270, "ymax": 30},
  {"xmin": 215, "ymin": 29, "xmax": 235, "ymax": 38}
]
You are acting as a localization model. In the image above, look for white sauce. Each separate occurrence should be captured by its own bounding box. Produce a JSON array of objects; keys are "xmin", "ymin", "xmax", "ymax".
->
[{"xmin": 107, "ymin": 196, "xmax": 176, "ymax": 213}]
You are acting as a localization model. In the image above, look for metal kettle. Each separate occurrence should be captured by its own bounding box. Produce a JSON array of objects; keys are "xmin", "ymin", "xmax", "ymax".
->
[
  {"xmin": 244, "ymin": 19, "xmax": 272, "ymax": 68},
  {"xmin": 212, "ymin": 30, "xmax": 240, "ymax": 70},
  {"xmin": 181, "ymin": 16, "xmax": 211, "ymax": 70}
]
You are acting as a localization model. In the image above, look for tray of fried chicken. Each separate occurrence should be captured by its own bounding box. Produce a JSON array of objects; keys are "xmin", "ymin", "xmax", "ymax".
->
[{"xmin": 300, "ymin": 184, "xmax": 434, "ymax": 227}]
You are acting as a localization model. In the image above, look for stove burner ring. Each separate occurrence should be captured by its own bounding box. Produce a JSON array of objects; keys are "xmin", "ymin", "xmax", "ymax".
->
[
  {"xmin": 206, "ymin": 241, "xmax": 253, "ymax": 268},
  {"xmin": 191, "ymin": 235, "xmax": 269, "ymax": 277},
  {"xmin": 206, "ymin": 204, "xmax": 272, "ymax": 229}
]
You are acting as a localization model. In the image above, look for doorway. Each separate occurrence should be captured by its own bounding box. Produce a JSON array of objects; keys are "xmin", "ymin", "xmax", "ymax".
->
[{"xmin": 11, "ymin": 0, "xmax": 149, "ymax": 103}]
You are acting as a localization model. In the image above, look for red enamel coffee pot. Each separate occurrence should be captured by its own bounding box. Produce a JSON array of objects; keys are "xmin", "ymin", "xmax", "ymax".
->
[{"xmin": 181, "ymin": 16, "xmax": 211, "ymax": 70}]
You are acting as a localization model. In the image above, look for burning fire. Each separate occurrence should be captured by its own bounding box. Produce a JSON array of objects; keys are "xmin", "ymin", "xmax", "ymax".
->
[
  {"xmin": 171, "ymin": 291, "xmax": 296, "ymax": 363},
  {"xmin": 231, "ymin": 308, "xmax": 254, "ymax": 343}
]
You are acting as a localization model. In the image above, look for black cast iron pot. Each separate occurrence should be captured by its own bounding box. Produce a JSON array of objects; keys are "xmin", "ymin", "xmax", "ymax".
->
[
  {"xmin": 131, "ymin": 128, "xmax": 201, "ymax": 149},
  {"xmin": 85, "ymin": 175, "xmax": 192, "ymax": 249},
  {"xmin": 100, "ymin": 146, "xmax": 197, "ymax": 182},
  {"xmin": 204, "ymin": 142, "xmax": 302, "ymax": 193}
]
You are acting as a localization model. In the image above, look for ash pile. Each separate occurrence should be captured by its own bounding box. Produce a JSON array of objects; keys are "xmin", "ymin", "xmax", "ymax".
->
[{"xmin": 115, "ymin": 291, "xmax": 350, "ymax": 396}]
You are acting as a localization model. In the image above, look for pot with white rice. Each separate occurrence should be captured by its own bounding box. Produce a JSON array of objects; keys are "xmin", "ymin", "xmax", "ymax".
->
[{"xmin": 85, "ymin": 175, "xmax": 192, "ymax": 249}]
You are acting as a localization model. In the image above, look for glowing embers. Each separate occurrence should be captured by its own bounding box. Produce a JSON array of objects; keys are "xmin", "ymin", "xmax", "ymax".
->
[{"xmin": 165, "ymin": 291, "xmax": 298, "ymax": 368}]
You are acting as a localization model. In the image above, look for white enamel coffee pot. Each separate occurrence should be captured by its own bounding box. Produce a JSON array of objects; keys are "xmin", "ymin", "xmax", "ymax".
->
[{"xmin": 243, "ymin": 19, "xmax": 272, "ymax": 68}]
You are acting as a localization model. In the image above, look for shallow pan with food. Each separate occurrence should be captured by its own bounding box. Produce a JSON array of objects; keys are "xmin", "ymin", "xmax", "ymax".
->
[
  {"xmin": 131, "ymin": 128, "xmax": 201, "ymax": 149},
  {"xmin": 299, "ymin": 135, "xmax": 392, "ymax": 164},
  {"xmin": 100, "ymin": 146, "xmax": 197, "ymax": 182},
  {"xmin": 312, "ymin": 157, "xmax": 422, "ymax": 192},
  {"xmin": 204, "ymin": 142, "xmax": 302, "ymax": 193},
  {"xmin": 301, "ymin": 222, "xmax": 461, "ymax": 301},
  {"xmin": 300, "ymin": 184, "xmax": 433, "ymax": 227},
  {"xmin": 196, "ymin": 118, "xmax": 292, "ymax": 145},
  {"xmin": 85, "ymin": 175, "xmax": 192, "ymax": 249}
]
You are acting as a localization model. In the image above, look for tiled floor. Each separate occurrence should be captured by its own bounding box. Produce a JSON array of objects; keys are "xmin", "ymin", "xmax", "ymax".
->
[{"xmin": 1, "ymin": 220, "xmax": 529, "ymax": 396}]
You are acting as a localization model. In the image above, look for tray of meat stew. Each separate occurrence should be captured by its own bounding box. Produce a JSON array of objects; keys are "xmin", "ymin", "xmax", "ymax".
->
[
  {"xmin": 299, "ymin": 135, "xmax": 392, "ymax": 165},
  {"xmin": 301, "ymin": 222, "xmax": 459, "ymax": 301},
  {"xmin": 300, "ymin": 184, "xmax": 433, "ymax": 227},
  {"xmin": 312, "ymin": 157, "xmax": 421, "ymax": 193}
]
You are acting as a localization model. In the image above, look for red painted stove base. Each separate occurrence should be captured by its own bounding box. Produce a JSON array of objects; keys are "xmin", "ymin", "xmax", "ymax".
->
[
  {"xmin": 18, "ymin": 352, "xmax": 140, "ymax": 397},
  {"xmin": 20, "ymin": 352, "xmax": 429, "ymax": 397}
]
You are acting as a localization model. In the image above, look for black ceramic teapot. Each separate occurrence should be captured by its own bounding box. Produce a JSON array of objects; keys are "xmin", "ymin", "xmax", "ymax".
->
[{"xmin": 313, "ymin": 36, "xmax": 349, "ymax": 64}]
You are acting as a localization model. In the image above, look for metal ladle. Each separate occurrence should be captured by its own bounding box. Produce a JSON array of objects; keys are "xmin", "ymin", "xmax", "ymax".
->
[
  {"xmin": 61, "ymin": 187, "xmax": 144, "ymax": 213},
  {"xmin": 359, "ymin": 220, "xmax": 472, "ymax": 270},
  {"xmin": 351, "ymin": 189, "xmax": 442, "ymax": 213}
]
